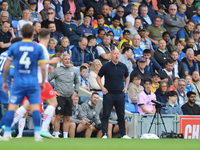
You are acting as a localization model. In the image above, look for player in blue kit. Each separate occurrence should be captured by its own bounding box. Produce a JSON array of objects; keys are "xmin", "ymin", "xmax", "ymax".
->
[{"xmin": 1, "ymin": 24, "xmax": 46, "ymax": 142}]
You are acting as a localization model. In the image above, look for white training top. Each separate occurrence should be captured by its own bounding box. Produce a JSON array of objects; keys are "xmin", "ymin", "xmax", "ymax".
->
[{"xmin": 37, "ymin": 43, "xmax": 49, "ymax": 83}]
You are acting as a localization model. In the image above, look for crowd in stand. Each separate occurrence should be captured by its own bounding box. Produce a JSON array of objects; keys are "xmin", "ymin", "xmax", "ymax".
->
[{"xmin": 1, "ymin": 0, "xmax": 200, "ymax": 138}]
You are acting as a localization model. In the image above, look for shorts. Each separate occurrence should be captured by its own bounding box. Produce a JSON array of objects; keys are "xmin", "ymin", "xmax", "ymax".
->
[
  {"xmin": 9, "ymin": 88, "xmax": 40, "ymax": 105},
  {"xmin": 0, "ymin": 90, "xmax": 9, "ymax": 105},
  {"xmin": 40, "ymin": 82, "xmax": 55, "ymax": 100},
  {"xmin": 22, "ymin": 97, "xmax": 44, "ymax": 113},
  {"xmin": 56, "ymin": 96, "xmax": 72, "ymax": 116}
]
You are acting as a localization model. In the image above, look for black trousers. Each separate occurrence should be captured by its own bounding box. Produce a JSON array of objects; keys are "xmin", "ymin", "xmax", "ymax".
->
[{"xmin": 101, "ymin": 92, "xmax": 126, "ymax": 137}]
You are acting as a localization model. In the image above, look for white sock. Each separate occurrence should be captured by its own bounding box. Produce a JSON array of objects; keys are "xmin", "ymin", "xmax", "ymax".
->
[
  {"xmin": 63, "ymin": 132, "xmax": 68, "ymax": 138},
  {"xmin": 54, "ymin": 132, "xmax": 59, "ymax": 138},
  {"xmin": 11, "ymin": 106, "xmax": 27, "ymax": 127},
  {"xmin": 41, "ymin": 105, "xmax": 55, "ymax": 132},
  {"xmin": 34, "ymin": 131, "xmax": 40, "ymax": 138},
  {"xmin": 18, "ymin": 118, "xmax": 26, "ymax": 136},
  {"xmin": 3, "ymin": 131, "xmax": 10, "ymax": 138}
]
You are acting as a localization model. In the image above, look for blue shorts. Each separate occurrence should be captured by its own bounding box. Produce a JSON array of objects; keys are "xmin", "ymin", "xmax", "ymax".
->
[
  {"xmin": 0, "ymin": 90, "xmax": 9, "ymax": 105},
  {"xmin": 9, "ymin": 88, "xmax": 40, "ymax": 105}
]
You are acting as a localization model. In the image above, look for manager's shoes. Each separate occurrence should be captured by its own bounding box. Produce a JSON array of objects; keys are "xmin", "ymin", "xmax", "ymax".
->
[
  {"xmin": 121, "ymin": 135, "xmax": 131, "ymax": 139},
  {"xmin": 102, "ymin": 134, "xmax": 107, "ymax": 139}
]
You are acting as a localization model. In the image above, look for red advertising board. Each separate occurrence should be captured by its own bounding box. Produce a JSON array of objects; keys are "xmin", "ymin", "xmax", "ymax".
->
[{"xmin": 180, "ymin": 116, "xmax": 200, "ymax": 139}]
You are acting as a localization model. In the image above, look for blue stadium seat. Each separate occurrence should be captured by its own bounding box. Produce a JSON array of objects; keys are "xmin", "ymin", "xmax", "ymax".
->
[
  {"xmin": 78, "ymin": 96, "xmax": 90, "ymax": 105},
  {"xmin": 111, "ymin": 13, "xmax": 116, "ymax": 18},
  {"xmin": 125, "ymin": 102, "xmax": 136, "ymax": 113},
  {"xmin": 12, "ymin": 20, "xmax": 18, "ymax": 37},
  {"xmin": 97, "ymin": 91, "xmax": 103, "ymax": 98}
]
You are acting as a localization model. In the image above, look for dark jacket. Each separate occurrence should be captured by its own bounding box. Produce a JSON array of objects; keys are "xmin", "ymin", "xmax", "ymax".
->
[
  {"xmin": 155, "ymin": 89, "xmax": 168, "ymax": 104},
  {"xmin": 118, "ymin": 2, "xmax": 133, "ymax": 17},
  {"xmin": 50, "ymin": 31, "xmax": 64, "ymax": 45},
  {"xmin": 140, "ymin": 14, "xmax": 154, "ymax": 29},
  {"xmin": 176, "ymin": 26, "xmax": 193, "ymax": 43},
  {"xmin": 63, "ymin": 22, "xmax": 82, "ymax": 45},
  {"xmin": 158, "ymin": 69, "xmax": 175, "ymax": 86},
  {"xmin": 85, "ymin": 45, "xmax": 99, "ymax": 62},
  {"xmin": 86, "ymin": 0, "xmax": 103, "ymax": 16},
  {"xmin": 154, "ymin": 49, "xmax": 171, "ymax": 68},
  {"xmin": 102, "ymin": 14, "xmax": 112, "ymax": 26},
  {"xmin": 62, "ymin": 0, "xmax": 81, "ymax": 21},
  {"xmin": 177, "ymin": 60, "xmax": 185, "ymax": 79},
  {"xmin": 181, "ymin": 102, "xmax": 200, "ymax": 115},
  {"xmin": 146, "ymin": 57, "xmax": 162, "ymax": 77},
  {"xmin": 182, "ymin": 58, "xmax": 198, "ymax": 75},
  {"xmin": 139, "ymin": 1, "xmax": 157, "ymax": 20},
  {"xmin": 71, "ymin": 44, "xmax": 90, "ymax": 66},
  {"xmin": 115, "ymin": 14, "xmax": 126, "ymax": 30}
]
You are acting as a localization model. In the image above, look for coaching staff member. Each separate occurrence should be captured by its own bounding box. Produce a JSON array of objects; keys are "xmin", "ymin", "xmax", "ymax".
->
[
  {"xmin": 97, "ymin": 49, "xmax": 131, "ymax": 139},
  {"xmin": 48, "ymin": 53, "xmax": 79, "ymax": 138}
]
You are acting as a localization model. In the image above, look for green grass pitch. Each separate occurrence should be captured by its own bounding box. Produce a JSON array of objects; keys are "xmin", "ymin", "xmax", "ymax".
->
[{"xmin": 0, "ymin": 138, "xmax": 200, "ymax": 150}]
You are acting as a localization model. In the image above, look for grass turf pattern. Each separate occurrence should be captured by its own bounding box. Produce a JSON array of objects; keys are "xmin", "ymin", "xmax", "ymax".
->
[{"xmin": 0, "ymin": 138, "xmax": 200, "ymax": 150}]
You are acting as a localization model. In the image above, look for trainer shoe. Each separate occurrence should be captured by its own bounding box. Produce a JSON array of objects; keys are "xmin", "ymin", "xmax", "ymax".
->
[
  {"xmin": 16, "ymin": 134, "xmax": 22, "ymax": 138},
  {"xmin": 102, "ymin": 134, "xmax": 107, "ymax": 139},
  {"xmin": 35, "ymin": 137, "xmax": 43, "ymax": 142},
  {"xmin": 121, "ymin": 135, "xmax": 131, "ymax": 139},
  {"xmin": 1, "ymin": 125, "xmax": 5, "ymax": 131},
  {"xmin": 40, "ymin": 131, "xmax": 55, "ymax": 139}
]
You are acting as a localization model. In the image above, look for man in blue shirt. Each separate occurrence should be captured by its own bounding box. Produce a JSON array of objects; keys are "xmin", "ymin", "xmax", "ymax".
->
[
  {"xmin": 93, "ymin": 14, "xmax": 109, "ymax": 37},
  {"xmin": 79, "ymin": 14, "xmax": 94, "ymax": 37},
  {"xmin": 191, "ymin": 6, "xmax": 200, "ymax": 25},
  {"xmin": 1, "ymin": 24, "xmax": 46, "ymax": 141},
  {"xmin": 132, "ymin": 34, "xmax": 143, "ymax": 60}
]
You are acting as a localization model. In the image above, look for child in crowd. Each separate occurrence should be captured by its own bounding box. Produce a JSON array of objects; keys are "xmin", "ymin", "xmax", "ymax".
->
[
  {"xmin": 185, "ymin": 75, "xmax": 194, "ymax": 92},
  {"xmin": 47, "ymin": 38, "xmax": 57, "ymax": 57},
  {"xmin": 124, "ymin": 21, "xmax": 138, "ymax": 40},
  {"xmin": 125, "ymin": 5, "xmax": 138, "ymax": 26},
  {"xmin": 96, "ymin": 29, "xmax": 105, "ymax": 45},
  {"xmin": 79, "ymin": 65, "xmax": 90, "ymax": 91},
  {"xmin": 176, "ymin": 4, "xmax": 188, "ymax": 23},
  {"xmin": 176, "ymin": 41, "xmax": 186, "ymax": 61},
  {"xmin": 195, "ymin": 23, "xmax": 200, "ymax": 31},
  {"xmin": 128, "ymin": 74, "xmax": 144, "ymax": 105},
  {"xmin": 168, "ymin": 77, "xmax": 180, "ymax": 91},
  {"xmin": 118, "ymin": 30, "xmax": 133, "ymax": 49},
  {"xmin": 61, "ymin": 37, "xmax": 71, "ymax": 57},
  {"xmin": 157, "ymin": 4, "xmax": 167, "ymax": 22},
  {"xmin": 151, "ymin": 73, "xmax": 160, "ymax": 93},
  {"xmin": 137, "ymin": 77, "xmax": 156, "ymax": 114}
]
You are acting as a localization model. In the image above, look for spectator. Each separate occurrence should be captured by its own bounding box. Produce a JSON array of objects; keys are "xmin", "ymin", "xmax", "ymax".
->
[
  {"xmin": 139, "ymin": 0, "xmax": 157, "ymax": 20},
  {"xmin": 109, "ymin": 16, "xmax": 123, "ymax": 44},
  {"xmin": 79, "ymin": 14, "xmax": 94, "ymax": 38},
  {"xmin": 191, "ymin": 6, "xmax": 200, "ymax": 25},
  {"xmin": 137, "ymin": 77, "xmax": 156, "ymax": 114},
  {"xmin": 130, "ymin": 57, "xmax": 151, "ymax": 86},
  {"xmin": 61, "ymin": 37, "xmax": 71, "ymax": 56},
  {"xmin": 28, "ymin": 0, "xmax": 43, "ymax": 23},
  {"xmin": 182, "ymin": 38, "xmax": 198, "ymax": 55},
  {"xmin": 161, "ymin": 91, "xmax": 183, "ymax": 115},
  {"xmin": 175, "ymin": 79, "xmax": 188, "ymax": 107},
  {"xmin": 155, "ymin": 81, "xmax": 168, "ymax": 104},
  {"xmin": 41, "ymin": 8, "xmax": 66, "ymax": 36},
  {"xmin": 157, "ymin": 4, "xmax": 167, "ymax": 21},
  {"xmin": 128, "ymin": 74, "xmax": 144, "ymax": 105},
  {"xmin": 185, "ymin": 75, "xmax": 195, "ymax": 92},
  {"xmin": 86, "ymin": 35, "xmax": 99, "ymax": 62},
  {"xmin": 171, "ymin": 50, "xmax": 185, "ymax": 79},
  {"xmin": 51, "ymin": 0, "xmax": 64, "ymax": 21},
  {"xmin": 145, "ymin": 16, "xmax": 166, "ymax": 50},
  {"xmin": 48, "ymin": 53, "xmax": 79, "ymax": 139},
  {"xmin": 40, "ymin": 0, "xmax": 51, "ymax": 20},
  {"xmin": 191, "ymin": 71, "xmax": 200, "ymax": 104},
  {"xmin": 154, "ymin": 39, "xmax": 171, "ymax": 68},
  {"xmin": 127, "ymin": 17, "xmax": 142, "ymax": 40},
  {"xmin": 33, "ymin": 22, "xmax": 41, "ymax": 42},
  {"xmin": 176, "ymin": 20, "xmax": 195, "ymax": 47},
  {"xmin": 81, "ymin": 92, "xmax": 102, "ymax": 138},
  {"xmin": 143, "ymin": 49, "xmax": 162, "ymax": 77},
  {"xmin": 192, "ymin": 29, "xmax": 200, "ymax": 50},
  {"xmin": 182, "ymin": 48, "xmax": 199, "ymax": 76},
  {"xmin": 176, "ymin": 41, "xmax": 186, "ymax": 61},
  {"xmin": 0, "ymin": 11, "xmax": 10, "ymax": 30},
  {"xmin": 158, "ymin": 59, "xmax": 175, "ymax": 86},
  {"xmin": 7, "ymin": 0, "xmax": 22, "ymax": 20},
  {"xmin": 71, "ymin": 37, "xmax": 91, "ymax": 67},
  {"xmin": 62, "ymin": 0, "xmax": 81, "ymax": 25},
  {"xmin": 151, "ymin": 73, "xmax": 160, "ymax": 93},
  {"xmin": 115, "ymin": 6, "xmax": 126, "ymax": 30},
  {"xmin": 50, "ymin": 45, "xmax": 65, "ymax": 69},
  {"xmin": 1, "ymin": 1, "xmax": 12, "ymax": 23},
  {"xmin": 96, "ymin": 28, "xmax": 105, "ymax": 45},
  {"xmin": 176, "ymin": 4, "xmax": 188, "ymax": 23},
  {"xmin": 118, "ymin": 0, "xmax": 133, "ymax": 17},
  {"xmin": 47, "ymin": 38, "xmax": 57, "ymax": 57},
  {"xmin": 96, "ymin": 33, "xmax": 117, "ymax": 65},
  {"xmin": 118, "ymin": 30, "xmax": 132, "ymax": 50},
  {"xmin": 119, "ymin": 47, "xmax": 134, "ymax": 75},
  {"xmin": 101, "ymin": 5, "xmax": 112, "ymax": 26},
  {"xmin": 86, "ymin": 0, "xmax": 103, "ymax": 15},
  {"xmin": 125, "ymin": 5, "xmax": 138, "ymax": 26},
  {"xmin": 88, "ymin": 59, "xmax": 104, "ymax": 91},
  {"xmin": 19, "ymin": 0, "xmax": 28, "ymax": 11},
  {"xmin": 85, "ymin": 6, "xmax": 94, "ymax": 21},
  {"xmin": 132, "ymin": 34, "xmax": 143, "ymax": 60},
  {"xmin": 0, "ymin": 21, "xmax": 15, "ymax": 54},
  {"xmin": 63, "ymin": 11, "xmax": 82, "ymax": 45},
  {"xmin": 181, "ymin": 91, "xmax": 200, "ymax": 115},
  {"xmin": 37, "ymin": 0, "xmax": 44, "ymax": 13},
  {"xmin": 69, "ymin": 95, "xmax": 93, "ymax": 138},
  {"xmin": 163, "ymin": 31, "xmax": 176, "ymax": 53},
  {"xmin": 168, "ymin": 77, "xmax": 179, "ymax": 91},
  {"xmin": 185, "ymin": 0, "xmax": 196, "ymax": 20},
  {"xmin": 164, "ymin": 4, "xmax": 186, "ymax": 37},
  {"xmin": 139, "ymin": 5, "xmax": 154, "ymax": 29},
  {"xmin": 17, "ymin": 9, "xmax": 33, "ymax": 37},
  {"xmin": 48, "ymin": 22, "xmax": 64, "ymax": 45},
  {"xmin": 77, "ymin": 0, "xmax": 86, "ymax": 13},
  {"xmin": 93, "ymin": 14, "xmax": 109, "ymax": 37},
  {"xmin": 79, "ymin": 65, "xmax": 90, "ymax": 91}
]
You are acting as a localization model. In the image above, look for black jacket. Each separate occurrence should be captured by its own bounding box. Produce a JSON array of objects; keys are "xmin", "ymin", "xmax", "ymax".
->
[
  {"xmin": 158, "ymin": 69, "xmax": 175, "ymax": 86},
  {"xmin": 177, "ymin": 60, "xmax": 185, "ymax": 79}
]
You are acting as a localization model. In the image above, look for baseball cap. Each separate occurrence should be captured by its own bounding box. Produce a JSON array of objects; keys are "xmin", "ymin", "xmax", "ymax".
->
[
  {"xmin": 138, "ymin": 26, "xmax": 146, "ymax": 32},
  {"xmin": 158, "ymin": 4, "xmax": 166, "ymax": 9},
  {"xmin": 153, "ymin": 73, "xmax": 160, "ymax": 78},
  {"xmin": 28, "ymin": 0, "xmax": 37, "ymax": 4},
  {"xmin": 137, "ymin": 57, "xmax": 146, "ymax": 62},
  {"xmin": 65, "ymin": 11, "xmax": 72, "ymax": 15},
  {"xmin": 193, "ymin": 29, "xmax": 200, "ymax": 34},
  {"xmin": 84, "ymin": 14, "xmax": 91, "ymax": 18}
]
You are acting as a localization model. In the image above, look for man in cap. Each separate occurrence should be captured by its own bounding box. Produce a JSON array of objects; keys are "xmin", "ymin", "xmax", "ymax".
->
[
  {"xmin": 28, "ymin": 0, "xmax": 43, "ymax": 23},
  {"xmin": 79, "ymin": 14, "xmax": 94, "ymax": 38}
]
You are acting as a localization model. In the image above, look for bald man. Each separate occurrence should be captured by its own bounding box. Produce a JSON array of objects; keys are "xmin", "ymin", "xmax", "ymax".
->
[
  {"xmin": 101, "ymin": 5, "xmax": 112, "ymax": 26},
  {"xmin": 191, "ymin": 71, "xmax": 200, "ymax": 104},
  {"xmin": 97, "ymin": 49, "xmax": 131, "ymax": 139}
]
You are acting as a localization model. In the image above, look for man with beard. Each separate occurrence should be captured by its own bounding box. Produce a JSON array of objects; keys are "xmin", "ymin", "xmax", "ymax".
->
[
  {"xmin": 171, "ymin": 50, "xmax": 185, "ymax": 79},
  {"xmin": 48, "ymin": 22, "xmax": 64, "ymax": 45},
  {"xmin": 33, "ymin": 22, "xmax": 41, "ymax": 42},
  {"xmin": 162, "ymin": 31, "xmax": 176, "ymax": 53},
  {"xmin": 182, "ymin": 38, "xmax": 198, "ymax": 55},
  {"xmin": 28, "ymin": 0, "xmax": 43, "ymax": 23},
  {"xmin": 79, "ymin": 14, "xmax": 94, "ymax": 38},
  {"xmin": 101, "ymin": 5, "xmax": 112, "ymax": 26},
  {"xmin": 191, "ymin": 71, "xmax": 200, "ymax": 104},
  {"xmin": 93, "ymin": 14, "xmax": 109, "ymax": 37},
  {"xmin": 115, "ymin": 7, "xmax": 126, "ymax": 30},
  {"xmin": 175, "ymin": 79, "xmax": 188, "ymax": 107},
  {"xmin": 181, "ymin": 91, "xmax": 200, "ymax": 115}
]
